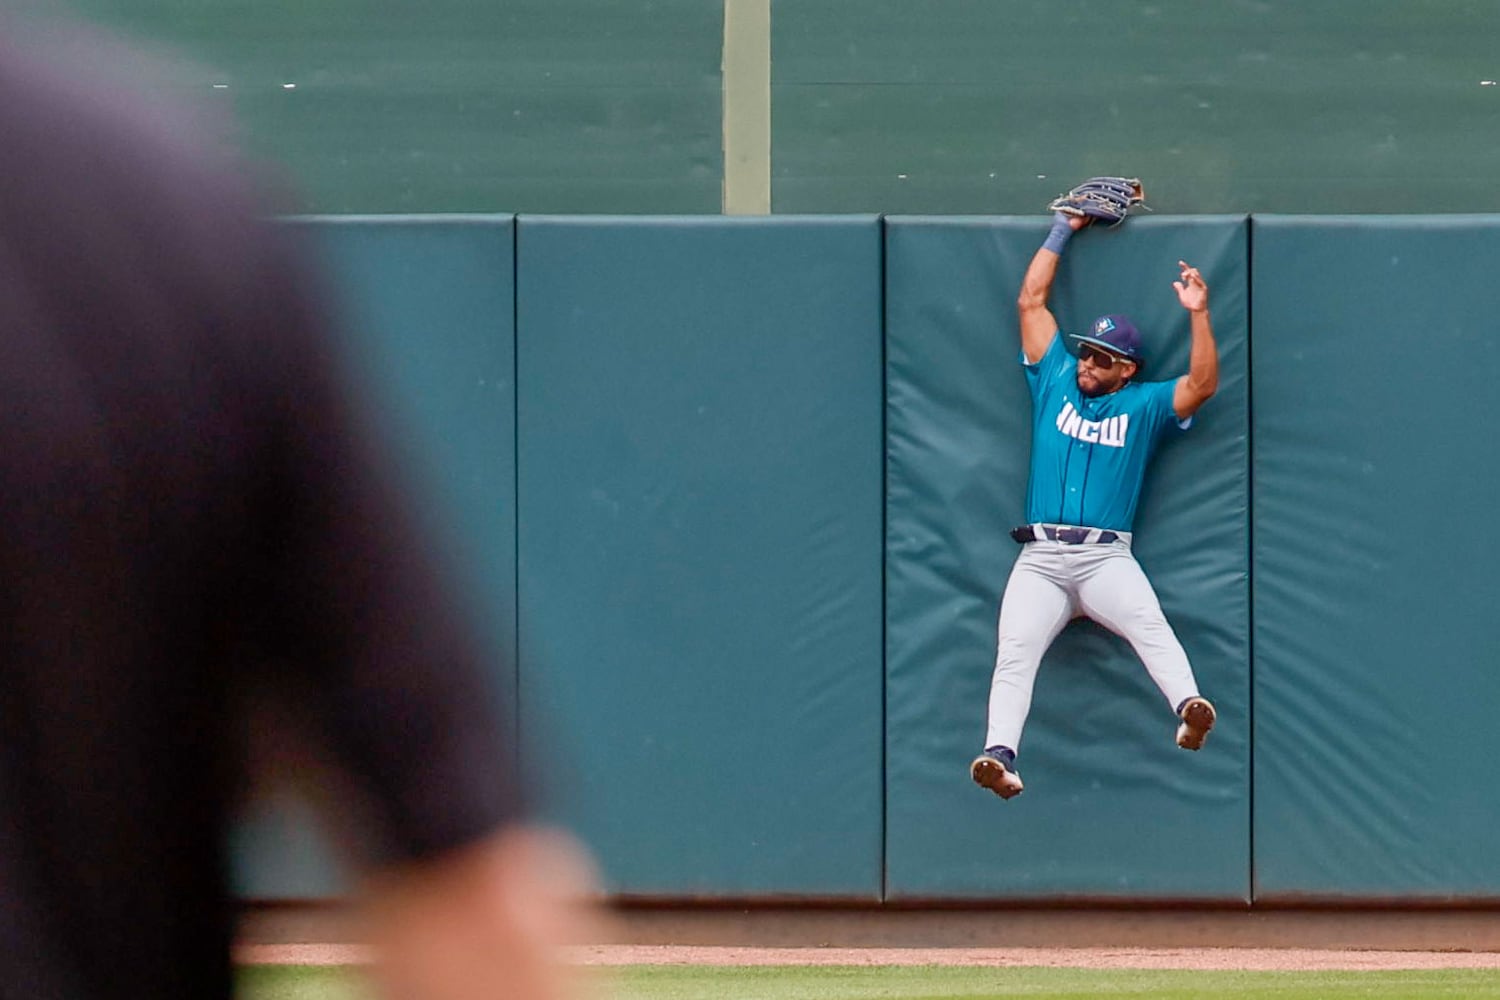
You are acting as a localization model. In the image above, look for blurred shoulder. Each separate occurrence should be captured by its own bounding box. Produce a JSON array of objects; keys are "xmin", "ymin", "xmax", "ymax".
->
[{"xmin": 0, "ymin": 20, "xmax": 298, "ymax": 260}]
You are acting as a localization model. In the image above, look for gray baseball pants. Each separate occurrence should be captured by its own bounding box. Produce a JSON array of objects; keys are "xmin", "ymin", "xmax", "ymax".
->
[{"xmin": 984, "ymin": 534, "xmax": 1200, "ymax": 753}]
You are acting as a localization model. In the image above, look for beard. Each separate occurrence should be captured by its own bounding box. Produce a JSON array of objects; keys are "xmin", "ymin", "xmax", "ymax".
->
[
  {"xmin": 1076, "ymin": 372, "xmax": 1107, "ymax": 397},
  {"xmin": 1077, "ymin": 366, "xmax": 1130, "ymax": 397}
]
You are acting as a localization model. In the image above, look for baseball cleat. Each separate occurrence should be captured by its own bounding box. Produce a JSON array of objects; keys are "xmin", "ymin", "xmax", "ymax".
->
[
  {"xmin": 1175, "ymin": 696, "xmax": 1216, "ymax": 751},
  {"xmin": 970, "ymin": 750, "xmax": 1024, "ymax": 799}
]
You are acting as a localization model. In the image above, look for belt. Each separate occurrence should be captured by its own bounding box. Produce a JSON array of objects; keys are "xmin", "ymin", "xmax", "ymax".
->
[{"xmin": 1010, "ymin": 524, "xmax": 1121, "ymax": 545}]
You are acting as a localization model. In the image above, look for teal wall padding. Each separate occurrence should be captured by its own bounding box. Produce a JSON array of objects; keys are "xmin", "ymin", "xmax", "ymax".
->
[
  {"xmin": 211, "ymin": 212, "xmax": 1500, "ymax": 904},
  {"xmin": 1251, "ymin": 217, "xmax": 1500, "ymax": 900},
  {"xmin": 68, "ymin": 1, "xmax": 723, "ymax": 214},
  {"xmin": 230, "ymin": 792, "xmax": 350, "ymax": 899},
  {"xmin": 884, "ymin": 217, "xmax": 1249, "ymax": 900},
  {"xmin": 233, "ymin": 217, "xmax": 518, "ymax": 898},
  {"xmin": 516, "ymin": 217, "xmax": 884, "ymax": 897}
]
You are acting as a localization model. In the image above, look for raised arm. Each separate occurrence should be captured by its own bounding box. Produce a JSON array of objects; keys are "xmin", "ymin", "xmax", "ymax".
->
[
  {"xmin": 1017, "ymin": 213, "xmax": 1088, "ymax": 363},
  {"xmin": 1171, "ymin": 259, "xmax": 1219, "ymax": 419}
]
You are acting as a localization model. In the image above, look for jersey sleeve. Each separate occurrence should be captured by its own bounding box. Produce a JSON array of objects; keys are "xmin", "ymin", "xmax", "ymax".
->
[
  {"xmin": 1021, "ymin": 330, "xmax": 1071, "ymax": 401},
  {"xmin": 1143, "ymin": 377, "xmax": 1192, "ymax": 436}
]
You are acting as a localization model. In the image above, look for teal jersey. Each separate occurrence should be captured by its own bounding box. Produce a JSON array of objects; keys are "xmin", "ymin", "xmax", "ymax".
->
[{"xmin": 1022, "ymin": 332, "xmax": 1187, "ymax": 532}]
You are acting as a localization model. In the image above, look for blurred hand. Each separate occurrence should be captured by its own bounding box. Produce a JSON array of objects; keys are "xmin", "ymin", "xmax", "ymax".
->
[{"xmin": 360, "ymin": 826, "xmax": 603, "ymax": 1000}]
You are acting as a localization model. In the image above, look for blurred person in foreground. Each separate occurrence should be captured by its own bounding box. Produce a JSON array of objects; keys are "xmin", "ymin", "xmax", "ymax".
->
[{"xmin": 0, "ymin": 19, "xmax": 595, "ymax": 1000}]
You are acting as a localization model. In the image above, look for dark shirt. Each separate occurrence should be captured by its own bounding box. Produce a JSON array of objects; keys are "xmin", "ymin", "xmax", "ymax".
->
[{"xmin": 0, "ymin": 30, "xmax": 519, "ymax": 1000}]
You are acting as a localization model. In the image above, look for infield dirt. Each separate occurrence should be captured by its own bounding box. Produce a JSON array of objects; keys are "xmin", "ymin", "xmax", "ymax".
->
[{"xmin": 237, "ymin": 943, "xmax": 1500, "ymax": 971}]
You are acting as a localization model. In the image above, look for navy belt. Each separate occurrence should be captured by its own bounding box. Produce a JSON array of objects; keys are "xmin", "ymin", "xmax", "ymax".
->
[{"xmin": 1011, "ymin": 524, "xmax": 1120, "ymax": 545}]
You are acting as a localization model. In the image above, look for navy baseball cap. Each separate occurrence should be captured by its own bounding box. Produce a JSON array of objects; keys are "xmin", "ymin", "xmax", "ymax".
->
[{"xmin": 1070, "ymin": 314, "xmax": 1143, "ymax": 362}]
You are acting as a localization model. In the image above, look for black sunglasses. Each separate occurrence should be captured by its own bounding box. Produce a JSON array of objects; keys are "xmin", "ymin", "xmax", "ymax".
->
[{"xmin": 1077, "ymin": 345, "xmax": 1129, "ymax": 368}]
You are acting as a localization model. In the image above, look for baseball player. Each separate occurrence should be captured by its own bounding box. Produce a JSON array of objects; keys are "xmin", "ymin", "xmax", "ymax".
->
[{"xmin": 970, "ymin": 199, "xmax": 1220, "ymax": 800}]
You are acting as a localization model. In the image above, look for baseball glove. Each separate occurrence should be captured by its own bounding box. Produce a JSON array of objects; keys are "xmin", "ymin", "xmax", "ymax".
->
[{"xmin": 1047, "ymin": 176, "xmax": 1147, "ymax": 227}]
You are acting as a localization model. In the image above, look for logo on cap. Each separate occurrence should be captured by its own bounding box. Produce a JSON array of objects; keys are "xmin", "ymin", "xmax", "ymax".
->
[{"xmin": 1095, "ymin": 317, "xmax": 1115, "ymax": 335}]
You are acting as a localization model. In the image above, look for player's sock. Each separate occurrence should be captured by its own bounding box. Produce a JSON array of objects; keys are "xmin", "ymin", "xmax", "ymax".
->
[{"xmin": 984, "ymin": 745, "xmax": 1016, "ymax": 769}]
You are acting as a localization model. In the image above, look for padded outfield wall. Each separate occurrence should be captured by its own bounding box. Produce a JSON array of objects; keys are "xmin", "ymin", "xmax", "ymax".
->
[
  {"xmin": 231, "ymin": 214, "xmax": 1500, "ymax": 904},
  {"xmin": 884, "ymin": 217, "xmax": 1250, "ymax": 901},
  {"xmin": 515, "ymin": 217, "xmax": 885, "ymax": 898},
  {"xmin": 1250, "ymin": 216, "xmax": 1500, "ymax": 901}
]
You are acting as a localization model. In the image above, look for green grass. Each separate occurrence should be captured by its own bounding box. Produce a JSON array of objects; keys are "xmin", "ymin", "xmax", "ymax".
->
[
  {"xmin": 236, "ymin": 964, "xmax": 1500, "ymax": 1000},
  {"xmin": 236, "ymin": 966, "xmax": 367, "ymax": 1000}
]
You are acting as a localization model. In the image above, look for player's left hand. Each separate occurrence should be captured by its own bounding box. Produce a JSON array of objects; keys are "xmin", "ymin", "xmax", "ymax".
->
[{"xmin": 1173, "ymin": 260, "xmax": 1209, "ymax": 313}]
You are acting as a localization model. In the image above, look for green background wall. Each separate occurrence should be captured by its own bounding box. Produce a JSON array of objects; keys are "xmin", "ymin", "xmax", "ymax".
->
[
  {"xmin": 771, "ymin": 1, "xmax": 1500, "ymax": 215},
  {"xmin": 62, "ymin": 0, "xmax": 724, "ymax": 213},
  {"xmin": 61, "ymin": 0, "xmax": 1500, "ymax": 215},
  {"xmin": 884, "ymin": 217, "xmax": 1250, "ymax": 900}
]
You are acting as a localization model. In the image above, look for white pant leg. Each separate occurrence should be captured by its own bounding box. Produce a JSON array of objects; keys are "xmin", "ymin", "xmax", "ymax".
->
[
  {"xmin": 985, "ymin": 546, "xmax": 1077, "ymax": 752},
  {"xmin": 1074, "ymin": 546, "xmax": 1200, "ymax": 711}
]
